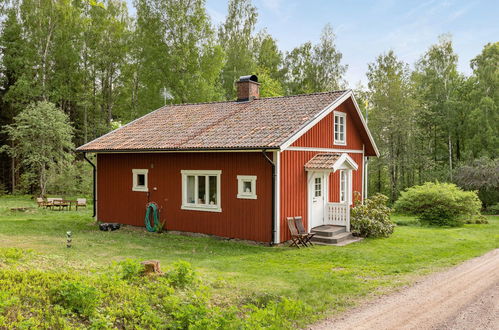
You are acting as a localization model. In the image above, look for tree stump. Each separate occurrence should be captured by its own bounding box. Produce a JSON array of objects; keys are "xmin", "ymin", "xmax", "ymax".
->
[{"xmin": 141, "ymin": 260, "xmax": 162, "ymax": 275}]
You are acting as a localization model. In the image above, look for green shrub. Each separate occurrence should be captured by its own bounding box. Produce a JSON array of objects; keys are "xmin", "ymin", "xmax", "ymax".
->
[
  {"xmin": 350, "ymin": 194, "xmax": 394, "ymax": 238},
  {"xmin": 0, "ymin": 290, "xmax": 20, "ymax": 314},
  {"xmin": 394, "ymin": 182, "xmax": 481, "ymax": 226},
  {"xmin": 244, "ymin": 298, "xmax": 307, "ymax": 329},
  {"xmin": 242, "ymin": 292, "xmax": 281, "ymax": 308},
  {"xmin": 0, "ymin": 247, "xmax": 27, "ymax": 264},
  {"xmin": 165, "ymin": 260, "xmax": 196, "ymax": 289},
  {"xmin": 116, "ymin": 259, "xmax": 144, "ymax": 280},
  {"xmin": 46, "ymin": 160, "xmax": 93, "ymax": 196},
  {"xmin": 454, "ymin": 158, "xmax": 499, "ymax": 209},
  {"xmin": 485, "ymin": 203, "xmax": 499, "ymax": 215},
  {"xmin": 465, "ymin": 215, "xmax": 489, "ymax": 224},
  {"xmin": 50, "ymin": 280, "xmax": 100, "ymax": 318}
]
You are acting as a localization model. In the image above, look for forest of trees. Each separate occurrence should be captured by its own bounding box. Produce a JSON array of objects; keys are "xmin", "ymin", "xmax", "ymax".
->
[{"xmin": 0, "ymin": 0, "xmax": 497, "ymax": 205}]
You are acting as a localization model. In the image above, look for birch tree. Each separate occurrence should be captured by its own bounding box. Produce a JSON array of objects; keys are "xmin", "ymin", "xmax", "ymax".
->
[{"xmin": 1, "ymin": 101, "xmax": 74, "ymax": 196}]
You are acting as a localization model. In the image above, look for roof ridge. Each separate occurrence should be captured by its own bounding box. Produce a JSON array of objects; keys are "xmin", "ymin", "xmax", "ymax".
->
[{"xmin": 159, "ymin": 89, "xmax": 350, "ymax": 108}]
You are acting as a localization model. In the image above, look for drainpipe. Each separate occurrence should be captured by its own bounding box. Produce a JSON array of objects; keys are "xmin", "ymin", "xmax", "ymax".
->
[
  {"xmin": 83, "ymin": 153, "xmax": 96, "ymax": 218},
  {"xmin": 262, "ymin": 150, "xmax": 276, "ymax": 246}
]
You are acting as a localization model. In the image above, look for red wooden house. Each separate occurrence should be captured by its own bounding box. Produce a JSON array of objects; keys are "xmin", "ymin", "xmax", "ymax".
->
[{"xmin": 77, "ymin": 75, "xmax": 378, "ymax": 244}]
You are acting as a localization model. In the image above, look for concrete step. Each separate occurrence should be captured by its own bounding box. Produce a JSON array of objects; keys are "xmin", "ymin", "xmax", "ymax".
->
[
  {"xmin": 311, "ymin": 231, "xmax": 353, "ymax": 244},
  {"xmin": 313, "ymin": 236, "xmax": 363, "ymax": 247},
  {"xmin": 311, "ymin": 225, "xmax": 346, "ymax": 237}
]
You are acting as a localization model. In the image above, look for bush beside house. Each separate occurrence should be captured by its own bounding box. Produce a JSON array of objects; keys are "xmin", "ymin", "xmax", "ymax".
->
[
  {"xmin": 350, "ymin": 194, "xmax": 394, "ymax": 238},
  {"xmin": 394, "ymin": 182, "xmax": 482, "ymax": 226}
]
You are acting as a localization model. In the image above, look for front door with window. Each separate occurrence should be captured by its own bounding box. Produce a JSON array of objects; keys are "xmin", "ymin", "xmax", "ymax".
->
[{"xmin": 310, "ymin": 173, "xmax": 326, "ymax": 228}]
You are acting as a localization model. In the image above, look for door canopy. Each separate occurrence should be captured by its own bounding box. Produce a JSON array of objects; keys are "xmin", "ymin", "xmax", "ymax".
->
[{"xmin": 304, "ymin": 153, "xmax": 358, "ymax": 172}]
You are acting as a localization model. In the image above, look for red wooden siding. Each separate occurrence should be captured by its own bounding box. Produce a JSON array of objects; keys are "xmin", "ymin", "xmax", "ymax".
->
[
  {"xmin": 291, "ymin": 103, "xmax": 364, "ymax": 149},
  {"xmin": 279, "ymin": 150, "xmax": 363, "ymax": 242},
  {"xmin": 97, "ymin": 152, "xmax": 273, "ymax": 242},
  {"xmin": 280, "ymin": 100, "xmax": 366, "ymax": 242}
]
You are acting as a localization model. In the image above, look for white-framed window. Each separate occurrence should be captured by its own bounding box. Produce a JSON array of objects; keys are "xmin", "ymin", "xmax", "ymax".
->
[
  {"xmin": 132, "ymin": 169, "xmax": 149, "ymax": 192},
  {"xmin": 237, "ymin": 175, "xmax": 257, "ymax": 199},
  {"xmin": 181, "ymin": 170, "xmax": 221, "ymax": 212},
  {"xmin": 314, "ymin": 177, "xmax": 322, "ymax": 197},
  {"xmin": 339, "ymin": 170, "xmax": 347, "ymax": 203},
  {"xmin": 334, "ymin": 111, "xmax": 347, "ymax": 145},
  {"xmin": 339, "ymin": 170, "xmax": 353, "ymax": 205}
]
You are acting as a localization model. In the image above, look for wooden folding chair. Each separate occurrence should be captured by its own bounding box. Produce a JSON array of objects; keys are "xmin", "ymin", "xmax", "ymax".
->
[
  {"xmin": 76, "ymin": 198, "xmax": 87, "ymax": 210},
  {"xmin": 287, "ymin": 217, "xmax": 306, "ymax": 248},
  {"xmin": 46, "ymin": 198, "xmax": 56, "ymax": 209},
  {"xmin": 294, "ymin": 216, "xmax": 315, "ymax": 246},
  {"xmin": 36, "ymin": 197, "xmax": 48, "ymax": 208}
]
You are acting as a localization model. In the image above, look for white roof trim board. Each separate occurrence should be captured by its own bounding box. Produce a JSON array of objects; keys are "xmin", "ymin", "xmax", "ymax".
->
[
  {"xmin": 280, "ymin": 90, "xmax": 379, "ymax": 157},
  {"xmin": 332, "ymin": 153, "xmax": 359, "ymax": 171}
]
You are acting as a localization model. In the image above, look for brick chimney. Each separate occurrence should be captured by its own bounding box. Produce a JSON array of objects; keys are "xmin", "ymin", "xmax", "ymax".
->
[{"xmin": 236, "ymin": 75, "xmax": 260, "ymax": 102}]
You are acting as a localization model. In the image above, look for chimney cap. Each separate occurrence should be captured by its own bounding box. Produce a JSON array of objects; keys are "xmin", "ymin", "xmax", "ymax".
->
[{"xmin": 238, "ymin": 75, "xmax": 258, "ymax": 83}]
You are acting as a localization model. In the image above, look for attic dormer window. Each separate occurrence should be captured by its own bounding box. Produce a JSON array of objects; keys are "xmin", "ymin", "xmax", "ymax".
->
[{"xmin": 334, "ymin": 111, "xmax": 346, "ymax": 145}]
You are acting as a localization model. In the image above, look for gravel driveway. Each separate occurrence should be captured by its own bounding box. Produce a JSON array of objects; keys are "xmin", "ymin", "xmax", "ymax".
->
[{"xmin": 312, "ymin": 249, "xmax": 499, "ymax": 330}]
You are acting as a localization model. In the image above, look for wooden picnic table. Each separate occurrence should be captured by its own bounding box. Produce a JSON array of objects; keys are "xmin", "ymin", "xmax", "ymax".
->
[{"xmin": 52, "ymin": 200, "xmax": 77, "ymax": 211}]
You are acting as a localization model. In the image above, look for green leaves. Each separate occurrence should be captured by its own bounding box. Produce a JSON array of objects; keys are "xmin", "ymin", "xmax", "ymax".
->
[
  {"xmin": 2, "ymin": 101, "xmax": 74, "ymax": 195},
  {"xmin": 351, "ymin": 194, "xmax": 394, "ymax": 238},
  {"xmin": 283, "ymin": 24, "xmax": 346, "ymax": 95},
  {"xmin": 394, "ymin": 182, "xmax": 482, "ymax": 226}
]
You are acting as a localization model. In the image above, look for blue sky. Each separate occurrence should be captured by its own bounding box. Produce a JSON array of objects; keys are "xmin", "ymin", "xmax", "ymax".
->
[{"xmin": 129, "ymin": 0, "xmax": 499, "ymax": 86}]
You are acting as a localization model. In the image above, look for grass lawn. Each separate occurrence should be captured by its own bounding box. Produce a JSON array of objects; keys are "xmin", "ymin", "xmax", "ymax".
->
[{"xmin": 0, "ymin": 195, "xmax": 498, "ymax": 328}]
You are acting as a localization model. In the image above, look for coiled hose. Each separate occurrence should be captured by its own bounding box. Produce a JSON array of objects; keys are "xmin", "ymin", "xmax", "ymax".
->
[{"xmin": 145, "ymin": 202, "xmax": 160, "ymax": 232}]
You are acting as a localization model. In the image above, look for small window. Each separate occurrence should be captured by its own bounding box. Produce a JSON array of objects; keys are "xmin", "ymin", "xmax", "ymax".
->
[
  {"xmin": 339, "ymin": 170, "xmax": 346, "ymax": 203},
  {"xmin": 132, "ymin": 169, "xmax": 148, "ymax": 192},
  {"xmin": 334, "ymin": 111, "xmax": 347, "ymax": 145},
  {"xmin": 237, "ymin": 175, "xmax": 257, "ymax": 199},
  {"xmin": 314, "ymin": 177, "xmax": 322, "ymax": 197},
  {"xmin": 181, "ymin": 170, "xmax": 221, "ymax": 212}
]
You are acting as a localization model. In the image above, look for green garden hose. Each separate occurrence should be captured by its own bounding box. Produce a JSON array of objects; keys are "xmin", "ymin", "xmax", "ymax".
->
[{"xmin": 145, "ymin": 202, "xmax": 160, "ymax": 232}]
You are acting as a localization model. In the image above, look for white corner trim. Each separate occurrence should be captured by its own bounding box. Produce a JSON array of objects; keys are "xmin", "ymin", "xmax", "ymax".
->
[
  {"xmin": 332, "ymin": 153, "xmax": 359, "ymax": 172},
  {"xmin": 274, "ymin": 151, "xmax": 281, "ymax": 244},
  {"xmin": 280, "ymin": 90, "xmax": 352, "ymax": 150},
  {"xmin": 286, "ymin": 147, "xmax": 364, "ymax": 154},
  {"xmin": 132, "ymin": 169, "xmax": 149, "ymax": 192},
  {"xmin": 361, "ymin": 144, "xmax": 365, "ymax": 201}
]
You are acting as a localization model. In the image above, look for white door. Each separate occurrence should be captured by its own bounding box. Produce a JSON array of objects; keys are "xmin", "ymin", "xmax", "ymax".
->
[{"xmin": 310, "ymin": 173, "xmax": 325, "ymax": 228}]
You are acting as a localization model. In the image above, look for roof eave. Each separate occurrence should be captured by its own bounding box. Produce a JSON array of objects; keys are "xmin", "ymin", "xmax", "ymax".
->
[{"xmin": 75, "ymin": 146, "xmax": 281, "ymax": 153}]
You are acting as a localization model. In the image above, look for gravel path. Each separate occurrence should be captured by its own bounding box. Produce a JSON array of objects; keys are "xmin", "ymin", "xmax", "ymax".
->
[{"xmin": 312, "ymin": 249, "xmax": 499, "ymax": 330}]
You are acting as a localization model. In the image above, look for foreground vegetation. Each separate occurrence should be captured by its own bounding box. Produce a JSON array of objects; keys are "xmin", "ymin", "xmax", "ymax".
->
[{"xmin": 0, "ymin": 196, "xmax": 498, "ymax": 328}]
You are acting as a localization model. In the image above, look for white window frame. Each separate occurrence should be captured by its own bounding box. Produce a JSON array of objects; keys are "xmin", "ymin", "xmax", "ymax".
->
[
  {"xmin": 314, "ymin": 177, "xmax": 322, "ymax": 197},
  {"xmin": 339, "ymin": 170, "xmax": 353, "ymax": 205},
  {"xmin": 132, "ymin": 169, "xmax": 149, "ymax": 192},
  {"xmin": 237, "ymin": 175, "xmax": 257, "ymax": 199},
  {"xmin": 181, "ymin": 170, "xmax": 222, "ymax": 212},
  {"xmin": 339, "ymin": 170, "xmax": 346, "ymax": 203},
  {"xmin": 334, "ymin": 111, "xmax": 347, "ymax": 145}
]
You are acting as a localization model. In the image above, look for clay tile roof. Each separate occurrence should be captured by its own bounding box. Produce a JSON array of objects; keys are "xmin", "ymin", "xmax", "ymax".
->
[
  {"xmin": 304, "ymin": 153, "xmax": 341, "ymax": 170},
  {"xmin": 76, "ymin": 90, "xmax": 348, "ymax": 152}
]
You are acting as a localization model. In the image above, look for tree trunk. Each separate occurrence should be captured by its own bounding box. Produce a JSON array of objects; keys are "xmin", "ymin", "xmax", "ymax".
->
[
  {"xmin": 39, "ymin": 166, "xmax": 46, "ymax": 197},
  {"xmin": 448, "ymin": 133, "xmax": 453, "ymax": 181},
  {"xmin": 84, "ymin": 105, "xmax": 88, "ymax": 143},
  {"xmin": 11, "ymin": 153, "xmax": 15, "ymax": 193}
]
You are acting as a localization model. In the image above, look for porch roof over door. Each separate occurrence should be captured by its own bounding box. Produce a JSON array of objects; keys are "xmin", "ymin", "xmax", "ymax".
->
[{"xmin": 304, "ymin": 153, "xmax": 358, "ymax": 171}]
